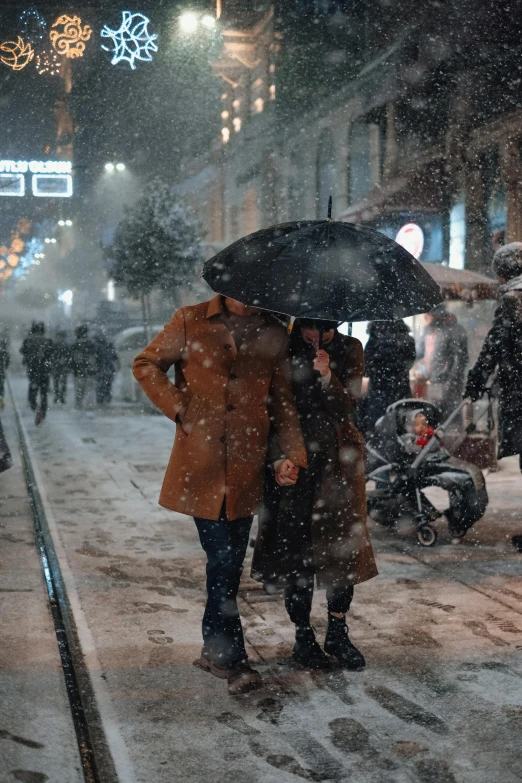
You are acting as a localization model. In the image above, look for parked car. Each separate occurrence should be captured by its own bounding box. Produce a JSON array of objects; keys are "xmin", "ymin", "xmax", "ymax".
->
[{"xmin": 113, "ymin": 325, "xmax": 164, "ymax": 404}]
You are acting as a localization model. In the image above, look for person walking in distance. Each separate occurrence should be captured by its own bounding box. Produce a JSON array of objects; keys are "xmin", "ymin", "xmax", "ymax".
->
[
  {"xmin": 70, "ymin": 325, "xmax": 98, "ymax": 409},
  {"xmin": 52, "ymin": 330, "xmax": 71, "ymax": 405},
  {"xmin": 93, "ymin": 332, "xmax": 119, "ymax": 406},
  {"xmin": 20, "ymin": 322, "xmax": 54, "ymax": 425},
  {"xmin": 133, "ymin": 295, "xmax": 307, "ymax": 695},
  {"xmin": 417, "ymin": 304, "xmax": 468, "ymax": 420},
  {"xmin": 0, "ymin": 333, "xmax": 10, "ymax": 410}
]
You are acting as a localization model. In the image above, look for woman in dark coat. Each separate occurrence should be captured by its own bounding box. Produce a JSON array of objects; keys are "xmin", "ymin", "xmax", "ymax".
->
[
  {"xmin": 252, "ymin": 319, "xmax": 378, "ymax": 671},
  {"xmin": 360, "ymin": 320, "xmax": 416, "ymax": 435},
  {"xmin": 465, "ymin": 242, "xmax": 522, "ymax": 469}
]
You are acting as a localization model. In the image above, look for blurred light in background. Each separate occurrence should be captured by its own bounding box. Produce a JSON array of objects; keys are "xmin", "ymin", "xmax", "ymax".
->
[
  {"xmin": 116, "ymin": 162, "xmax": 126, "ymax": 171},
  {"xmin": 107, "ymin": 279, "xmax": 115, "ymax": 301},
  {"xmin": 59, "ymin": 289, "xmax": 73, "ymax": 306},
  {"xmin": 105, "ymin": 162, "xmax": 115, "ymax": 173},
  {"xmin": 201, "ymin": 15, "xmax": 216, "ymax": 28},
  {"xmin": 179, "ymin": 12, "xmax": 198, "ymax": 33}
]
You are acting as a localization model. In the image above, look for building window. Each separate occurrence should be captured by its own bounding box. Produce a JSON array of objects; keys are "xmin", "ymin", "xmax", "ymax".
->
[
  {"xmin": 221, "ymin": 110, "xmax": 229, "ymax": 119},
  {"xmin": 449, "ymin": 200, "xmax": 466, "ymax": 269},
  {"xmin": 221, "ymin": 127, "xmax": 230, "ymax": 144},
  {"xmin": 316, "ymin": 128, "xmax": 336, "ymax": 219},
  {"xmin": 482, "ymin": 145, "xmax": 506, "ymax": 249},
  {"xmin": 348, "ymin": 121, "xmax": 372, "ymax": 206},
  {"xmin": 233, "ymin": 117, "xmax": 242, "ymax": 132},
  {"xmin": 269, "ymin": 84, "xmax": 276, "ymax": 100},
  {"xmin": 252, "ymin": 97, "xmax": 264, "ymax": 114}
]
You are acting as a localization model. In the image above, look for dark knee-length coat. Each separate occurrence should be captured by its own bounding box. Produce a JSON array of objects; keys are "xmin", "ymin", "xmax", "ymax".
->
[
  {"xmin": 252, "ymin": 330, "xmax": 378, "ymax": 589},
  {"xmin": 465, "ymin": 275, "xmax": 522, "ymax": 459}
]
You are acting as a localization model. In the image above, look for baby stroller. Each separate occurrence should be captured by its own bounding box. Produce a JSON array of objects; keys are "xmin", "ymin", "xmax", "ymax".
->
[{"xmin": 366, "ymin": 399, "xmax": 489, "ymax": 546}]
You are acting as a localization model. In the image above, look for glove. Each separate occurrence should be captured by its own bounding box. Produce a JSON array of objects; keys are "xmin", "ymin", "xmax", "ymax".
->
[{"xmin": 464, "ymin": 385, "xmax": 481, "ymax": 403}]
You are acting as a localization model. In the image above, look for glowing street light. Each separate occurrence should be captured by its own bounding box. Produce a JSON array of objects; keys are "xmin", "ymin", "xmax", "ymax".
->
[
  {"xmin": 116, "ymin": 162, "xmax": 126, "ymax": 171},
  {"xmin": 65, "ymin": 219, "xmax": 73, "ymax": 226},
  {"xmin": 179, "ymin": 12, "xmax": 198, "ymax": 33},
  {"xmin": 105, "ymin": 162, "xmax": 115, "ymax": 173},
  {"xmin": 58, "ymin": 219, "xmax": 65, "ymax": 226},
  {"xmin": 201, "ymin": 14, "xmax": 216, "ymax": 28}
]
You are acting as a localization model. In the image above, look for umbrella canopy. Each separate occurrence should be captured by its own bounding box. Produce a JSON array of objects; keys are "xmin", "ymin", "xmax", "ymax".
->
[{"xmin": 203, "ymin": 220, "xmax": 442, "ymax": 321}]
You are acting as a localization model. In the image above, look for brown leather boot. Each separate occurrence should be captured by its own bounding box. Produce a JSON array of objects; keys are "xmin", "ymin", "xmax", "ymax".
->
[{"xmin": 226, "ymin": 662, "xmax": 262, "ymax": 695}]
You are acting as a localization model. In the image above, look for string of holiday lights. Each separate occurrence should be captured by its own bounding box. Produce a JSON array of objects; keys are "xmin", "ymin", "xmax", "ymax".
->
[{"xmin": 0, "ymin": 9, "xmax": 162, "ymax": 72}]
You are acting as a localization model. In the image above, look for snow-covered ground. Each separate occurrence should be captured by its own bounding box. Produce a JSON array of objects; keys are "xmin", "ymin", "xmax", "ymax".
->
[{"xmin": 4, "ymin": 377, "xmax": 522, "ymax": 783}]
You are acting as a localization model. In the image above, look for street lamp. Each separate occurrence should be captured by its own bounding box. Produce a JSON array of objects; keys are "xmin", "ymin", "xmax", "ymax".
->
[
  {"xmin": 105, "ymin": 162, "xmax": 115, "ymax": 173},
  {"xmin": 179, "ymin": 12, "xmax": 198, "ymax": 32},
  {"xmin": 116, "ymin": 163, "xmax": 126, "ymax": 172}
]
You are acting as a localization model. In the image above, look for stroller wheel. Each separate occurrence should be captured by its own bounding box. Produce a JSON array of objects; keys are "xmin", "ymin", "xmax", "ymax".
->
[{"xmin": 417, "ymin": 525, "xmax": 437, "ymax": 547}]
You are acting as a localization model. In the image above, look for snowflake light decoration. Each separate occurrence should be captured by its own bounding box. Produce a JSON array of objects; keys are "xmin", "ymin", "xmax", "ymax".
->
[
  {"xmin": 101, "ymin": 12, "xmax": 158, "ymax": 70},
  {"xmin": 50, "ymin": 14, "xmax": 92, "ymax": 59},
  {"xmin": 19, "ymin": 9, "xmax": 47, "ymax": 46},
  {"xmin": 0, "ymin": 37, "xmax": 34, "ymax": 70}
]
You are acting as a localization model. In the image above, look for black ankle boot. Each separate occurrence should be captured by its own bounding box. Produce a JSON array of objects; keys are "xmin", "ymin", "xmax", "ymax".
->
[
  {"xmin": 324, "ymin": 615, "xmax": 365, "ymax": 671},
  {"xmin": 293, "ymin": 626, "xmax": 330, "ymax": 669}
]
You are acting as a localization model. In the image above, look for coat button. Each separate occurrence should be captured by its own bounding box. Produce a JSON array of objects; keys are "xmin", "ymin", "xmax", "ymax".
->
[
  {"xmin": 219, "ymin": 435, "xmax": 227, "ymax": 443},
  {"xmin": 224, "ymin": 344, "xmax": 232, "ymax": 350},
  {"xmin": 229, "ymin": 372, "xmax": 237, "ymax": 380},
  {"xmin": 227, "ymin": 404, "xmax": 234, "ymax": 411}
]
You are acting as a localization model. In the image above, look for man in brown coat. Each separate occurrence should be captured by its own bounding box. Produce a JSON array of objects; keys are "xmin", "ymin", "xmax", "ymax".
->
[{"xmin": 133, "ymin": 295, "xmax": 307, "ymax": 694}]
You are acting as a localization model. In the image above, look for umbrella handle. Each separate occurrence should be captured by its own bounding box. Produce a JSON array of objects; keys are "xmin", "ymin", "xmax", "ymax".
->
[{"xmin": 327, "ymin": 196, "xmax": 332, "ymax": 220}]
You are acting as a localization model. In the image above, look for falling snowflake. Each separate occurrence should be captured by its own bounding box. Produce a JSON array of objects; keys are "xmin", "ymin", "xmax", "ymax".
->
[{"xmin": 101, "ymin": 12, "xmax": 158, "ymax": 70}]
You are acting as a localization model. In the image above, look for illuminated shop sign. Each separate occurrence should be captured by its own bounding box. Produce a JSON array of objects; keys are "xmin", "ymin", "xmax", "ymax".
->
[
  {"xmin": 0, "ymin": 159, "xmax": 72, "ymax": 174},
  {"xmin": 0, "ymin": 173, "xmax": 25, "ymax": 196},
  {"xmin": 0, "ymin": 160, "xmax": 73, "ymax": 197}
]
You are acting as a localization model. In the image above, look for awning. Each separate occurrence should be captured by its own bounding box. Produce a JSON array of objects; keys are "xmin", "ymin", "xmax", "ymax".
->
[{"xmin": 422, "ymin": 264, "xmax": 498, "ymax": 300}]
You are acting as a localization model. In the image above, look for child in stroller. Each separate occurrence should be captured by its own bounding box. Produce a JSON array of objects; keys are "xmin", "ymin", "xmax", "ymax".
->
[{"xmin": 366, "ymin": 399, "xmax": 488, "ymax": 546}]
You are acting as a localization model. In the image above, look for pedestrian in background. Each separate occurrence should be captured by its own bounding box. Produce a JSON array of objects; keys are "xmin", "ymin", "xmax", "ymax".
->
[
  {"xmin": 465, "ymin": 242, "xmax": 522, "ymax": 471},
  {"xmin": 359, "ymin": 320, "xmax": 416, "ymax": 435},
  {"xmin": 0, "ymin": 333, "xmax": 10, "ymax": 410},
  {"xmin": 70, "ymin": 325, "xmax": 98, "ymax": 409},
  {"xmin": 252, "ymin": 319, "xmax": 377, "ymax": 671},
  {"xmin": 52, "ymin": 330, "xmax": 71, "ymax": 405},
  {"xmin": 93, "ymin": 332, "xmax": 119, "ymax": 406},
  {"xmin": 133, "ymin": 295, "xmax": 307, "ymax": 695},
  {"xmin": 417, "ymin": 304, "xmax": 468, "ymax": 420},
  {"xmin": 20, "ymin": 322, "xmax": 54, "ymax": 425}
]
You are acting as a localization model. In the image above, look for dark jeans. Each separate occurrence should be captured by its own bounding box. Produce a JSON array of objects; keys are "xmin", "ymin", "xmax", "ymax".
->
[
  {"xmin": 284, "ymin": 582, "xmax": 354, "ymax": 629},
  {"xmin": 194, "ymin": 507, "xmax": 253, "ymax": 668},
  {"xmin": 28, "ymin": 372, "xmax": 49, "ymax": 415}
]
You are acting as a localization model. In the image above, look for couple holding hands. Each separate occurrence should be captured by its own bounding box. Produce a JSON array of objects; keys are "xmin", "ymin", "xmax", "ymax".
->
[{"xmin": 133, "ymin": 294, "xmax": 377, "ymax": 695}]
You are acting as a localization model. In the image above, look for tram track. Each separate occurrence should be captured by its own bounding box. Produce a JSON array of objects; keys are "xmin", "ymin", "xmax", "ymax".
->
[{"xmin": 8, "ymin": 380, "xmax": 118, "ymax": 783}]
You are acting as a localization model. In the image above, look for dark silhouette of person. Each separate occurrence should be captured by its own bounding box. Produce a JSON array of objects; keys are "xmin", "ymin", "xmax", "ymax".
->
[
  {"xmin": 20, "ymin": 322, "xmax": 54, "ymax": 425},
  {"xmin": 93, "ymin": 333, "xmax": 119, "ymax": 405},
  {"xmin": 52, "ymin": 330, "xmax": 71, "ymax": 404}
]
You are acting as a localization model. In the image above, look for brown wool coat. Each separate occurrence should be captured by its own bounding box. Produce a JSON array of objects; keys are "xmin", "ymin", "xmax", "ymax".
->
[
  {"xmin": 132, "ymin": 296, "xmax": 307, "ymax": 521},
  {"xmin": 252, "ymin": 332, "xmax": 378, "ymax": 588}
]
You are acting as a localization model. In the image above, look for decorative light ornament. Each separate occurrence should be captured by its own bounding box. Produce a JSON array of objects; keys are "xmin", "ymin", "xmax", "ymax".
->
[
  {"xmin": 50, "ymin": 15, "xmax": 93, "ymax": 59},
  {"xmin": 101, "ymin": 12, "xmax": 158, "ymax": 70},
  {"xmin": 19, "ymin": 9, "xmax": 47, "ymax": 46},
  {"xmin": 0, "ymin": 37, "xmax": 35, "ymax": 70},
  {"xmin": 36, "ymin": 49, "xmax": 61, "ymax": 76}
]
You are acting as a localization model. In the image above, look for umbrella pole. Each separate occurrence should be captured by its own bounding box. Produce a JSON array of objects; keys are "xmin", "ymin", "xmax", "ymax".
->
[{"xmin": 327, "ymin": 196, "xmax": 332, "ymax": 220}]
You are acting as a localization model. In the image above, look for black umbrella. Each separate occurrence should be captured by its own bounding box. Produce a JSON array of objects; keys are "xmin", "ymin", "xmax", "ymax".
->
[{"xmin": 203, "ymin": 214, "xmax": 442, "ymax": 322}]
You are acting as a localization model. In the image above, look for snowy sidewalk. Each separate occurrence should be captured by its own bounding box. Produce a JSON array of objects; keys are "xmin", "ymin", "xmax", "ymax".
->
[
  {"xmin": 0, "ymin": 401, "xmax": 82, "ymax": 783},
  {"xmin": 9, "ymin": 377, "xmax": 522, "ymax": 783}
]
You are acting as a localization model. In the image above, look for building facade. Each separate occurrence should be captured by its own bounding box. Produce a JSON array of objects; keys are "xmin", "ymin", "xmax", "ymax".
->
[{"xmin": 178, "ymin": 0, "xmax": 522, "ymax": 276}]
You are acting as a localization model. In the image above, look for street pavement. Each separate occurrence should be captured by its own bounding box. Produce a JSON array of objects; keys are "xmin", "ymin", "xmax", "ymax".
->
[
  {"xmin": 3, "ymin": 377, "xmax": 522, "ymax": 783},
  {"xmin": 0, "ymin": 400, "xmax": 83, "ymax": 783}
]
